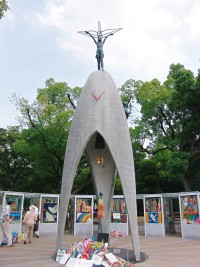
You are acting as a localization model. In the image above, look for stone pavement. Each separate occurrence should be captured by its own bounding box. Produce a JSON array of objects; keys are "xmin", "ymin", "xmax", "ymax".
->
[{"xmin": 0, "ymin": 230, "xmax": 200, "ymax": 267}]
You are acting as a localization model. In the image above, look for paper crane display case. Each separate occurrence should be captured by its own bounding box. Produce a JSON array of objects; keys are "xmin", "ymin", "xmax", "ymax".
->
[
  {"xmin": 4, "ymin": 192, "xmax": 24, "ymax": 234},
  {"xmin": 143, "ymin": 194, "xmax": 165, "ymax": 237},
  {"xmin": 39, "ymin": 194, "xmax": 59, "ymax": 235},
  {"xmin": 74, "ymin": 195, "xmax": 93, "ymax": 236},
  {"xmin": 179, "ymin": 193, "xmax": 200, "ymax": 239},
  {"xmin": 109, "ymin": 195, "xmax": 128, "ymax": 236}
]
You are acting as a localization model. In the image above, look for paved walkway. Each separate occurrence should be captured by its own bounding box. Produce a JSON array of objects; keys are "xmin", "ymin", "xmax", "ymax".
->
[{"xmin": 1, "ymin": 230, "xmax": 200, "ymax": 267}]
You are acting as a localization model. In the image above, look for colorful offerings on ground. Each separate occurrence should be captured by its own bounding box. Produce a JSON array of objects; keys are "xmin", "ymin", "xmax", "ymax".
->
[
  {"xmin": 110, "ymin": 230, "xmax": 125, "ymax": 238},
  {"xmin": 56, "ymin": 238, "xmax": 136, "ymax": 267}
]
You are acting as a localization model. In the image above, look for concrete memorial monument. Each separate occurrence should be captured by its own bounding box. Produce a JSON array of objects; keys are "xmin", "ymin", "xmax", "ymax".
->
[{"xmin": 56, "ymin": 22, "xmax": 141, "ymax": 262}]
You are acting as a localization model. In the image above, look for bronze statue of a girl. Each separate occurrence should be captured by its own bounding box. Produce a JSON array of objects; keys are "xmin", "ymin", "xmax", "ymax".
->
[{"xmin": 79, "ymin": 22, "xmax": 122, "ymax": 71}]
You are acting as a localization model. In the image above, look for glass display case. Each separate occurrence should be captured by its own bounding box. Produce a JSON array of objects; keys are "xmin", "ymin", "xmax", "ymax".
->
[
  {"xmin": 143, "ymin": 195, "xmax": 164, "ymax": 237},
  {"xmin": 41, "ymin": 196, "xmax": 58, "ymax": 223},
  {"xmin": 39, "ymin": 194, "xmax": 59, "ymax": 234},
  {"xmin": 74, "ymin": 196, "xmax": 93, "ymax": 236},
  {"xmin": 111, "ymin": 197, "xmax": 127, "ymax": 223},
  {"xmin": 110, "ymin": 196, "xmax": 128, "ymax": 236},
  {"xmin": 76, "ymin": 197, "xmax": 92, "ymax": 224},
  {"xmin": 179, "ymin": 193, "xmax": 200, "ymax": 239},
  {"xmin": 180, "ymin": 194, "xmax": 199, "ymax": 225},
  {"xmin": 4, "ymin": 192, "xmax": 24, "ymax": 233},
  {"xmin": 144, "ymin": 196, "xmax": 162, "ymax": 224}
]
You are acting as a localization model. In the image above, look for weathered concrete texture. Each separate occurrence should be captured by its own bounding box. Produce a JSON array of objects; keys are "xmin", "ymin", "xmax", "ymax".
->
[{"xmin": 56, "ymin": 71, "xmax": 140, "ymax": 261}]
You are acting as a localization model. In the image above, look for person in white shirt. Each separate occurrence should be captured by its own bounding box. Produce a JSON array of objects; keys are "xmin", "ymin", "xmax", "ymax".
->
[{"xmin": 0, "ymin": 199, "xmax": 15, "ymax": 247}]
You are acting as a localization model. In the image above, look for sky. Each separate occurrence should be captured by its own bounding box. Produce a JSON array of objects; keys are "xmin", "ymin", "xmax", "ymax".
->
[{"xmin": 1, "ymin": 0, "xmax": 200, "ymax": 128}]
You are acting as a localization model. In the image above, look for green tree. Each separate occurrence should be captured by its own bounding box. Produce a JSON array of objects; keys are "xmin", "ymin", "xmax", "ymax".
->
[
  {"xmin": 165, "ymin": 64, "xmax": 200, "ymax": 190},
  {"xmin": 72, "ymin": 155, "xmax": 94, "ymax": 195},
  {"xmin": 0, "ymin": 127, "xmax": 33, "ymax": 191},
  {"xmin": 133, "ymin": 64, "xmax": 200, "ymax": 191},
  {"xmin": 137, "ymin": 159, "xmax": 162, "ymax": 194},
  {"xmin": 12, "ymin": 78, "xmax": 82, "ymax": 193},
  {"xmin": 119, "ymin": 79, "xmax": 142, "ymax": 123},
  {"xmin": 0, "ymin": 0, "xmax": 9, "ymax": 19}
]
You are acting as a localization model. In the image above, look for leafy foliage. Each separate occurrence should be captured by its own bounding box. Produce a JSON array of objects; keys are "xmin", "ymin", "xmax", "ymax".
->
[
  {"xmin": 9, "ymin": 78, "xmax": 83, "ymax": 193},
  {"xmin": 137, "ymin": 159, "xmax": 162, "ymax": 194},
  {"xmin": 0, "ymin": 127, "xmax": 33, "ymax": 191},
  {"xmin": 122, "ymin": 63, "xmax": 200, "ymax": 193},
  {"xmin": 0, "ymin": 0, "xmax": 9, "ymax": 19}
]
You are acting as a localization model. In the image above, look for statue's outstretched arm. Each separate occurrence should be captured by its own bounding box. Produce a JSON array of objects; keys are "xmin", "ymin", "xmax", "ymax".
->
[
  {"xmin": 85, "ymin": 31, "xmax": 97, "ymax": 44},
  {"xmin": 103, "ymin": 33, "xmax": 114, "ymax": 44}
]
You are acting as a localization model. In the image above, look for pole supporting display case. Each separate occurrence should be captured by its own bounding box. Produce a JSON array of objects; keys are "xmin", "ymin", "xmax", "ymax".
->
[
  {"xmin": 143, "ymin": 194, "xmax": 165, "ymax": 237},
  {"xmin": 109, "ymin": 195, "xmax": 128, "ymax": 236},
  {"xmin": 179, "ymin": 193, "xmax": 200, "ymax": 239},
  {"xmin": 39, "ymin": 194, "xmax": 59, "ymax": 235},
  {"xmin": 74, "ymin": 195, "xmax": 93, "ymax": 236}
]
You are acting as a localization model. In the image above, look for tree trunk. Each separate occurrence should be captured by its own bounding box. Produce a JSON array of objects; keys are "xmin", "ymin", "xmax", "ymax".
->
[{"xmin": 182, "ymin": 174, "xmax": 192, "ymax": 192}]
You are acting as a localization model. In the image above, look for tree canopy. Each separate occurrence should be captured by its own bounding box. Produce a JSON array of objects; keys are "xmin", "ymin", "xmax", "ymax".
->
[
  {"xmin": 1, "ymin": 63, "xmax": 200, "ymax": 195},
  {"xmin": 7, "ymin": 79, "xmax": 82, "ymax": 193},
  {"xmin": 120, "ymin": 63, "xmax": 200, "ymax": 192}
]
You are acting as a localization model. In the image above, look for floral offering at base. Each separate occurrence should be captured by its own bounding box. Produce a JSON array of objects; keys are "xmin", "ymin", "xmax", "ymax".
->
[
  {"xmin": 56, "ymin": 238, "xmax": 136, "ymax": 267},
  {"xmin": 110, "ymin": 230, "xmax": 125, "ymax": 238}
]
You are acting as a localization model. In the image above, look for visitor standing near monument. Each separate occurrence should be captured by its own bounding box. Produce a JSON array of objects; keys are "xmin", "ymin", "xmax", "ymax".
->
[
  {"xmin": 33, "ymin": 203, "xmax": 40, "ymax": 238},
  {"xmin": 0, "ymin": 199, "xmax": 15, "ymax": 247},
  {"xmin": 79, "ymin": 21, "xmax": 122, "ymax": 71},
  {"xmin": 23, "ymin": 205, "xmax": 37, "ymax": 244}
]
